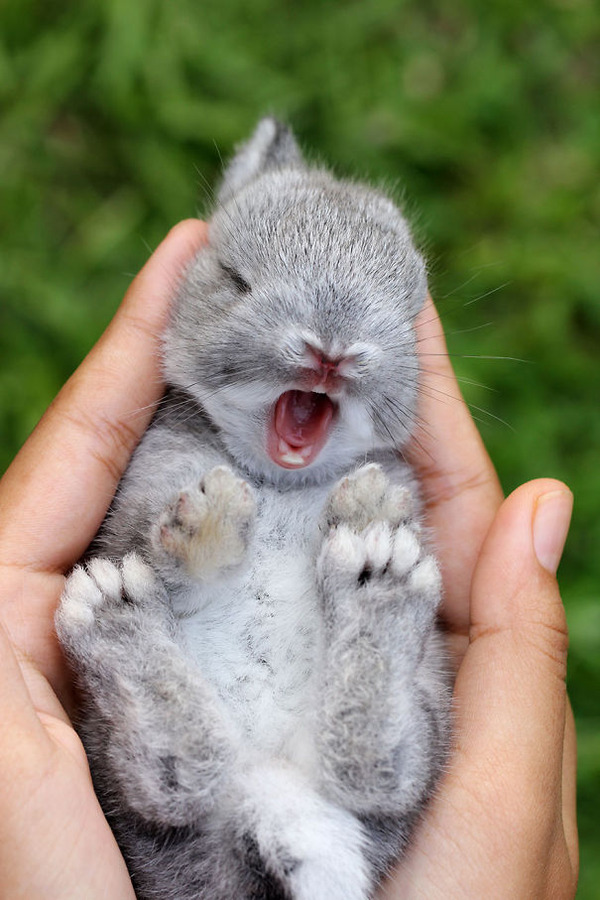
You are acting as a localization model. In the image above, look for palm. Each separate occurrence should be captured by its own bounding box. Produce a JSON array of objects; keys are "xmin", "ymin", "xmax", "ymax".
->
[{"xmin": 0, "ymin": 579, "xmax": 135, "ymax": 898}]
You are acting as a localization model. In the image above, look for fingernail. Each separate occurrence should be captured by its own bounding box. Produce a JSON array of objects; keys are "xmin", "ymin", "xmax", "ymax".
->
[{"xmin": 533, "ymin": 489, "xmax": 573, "ymax": 574}]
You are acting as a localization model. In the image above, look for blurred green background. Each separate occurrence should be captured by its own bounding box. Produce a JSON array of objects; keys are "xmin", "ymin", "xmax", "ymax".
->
[{"xmin": 1, "ymin": 0, "xmax": 598, "ymax": 892}]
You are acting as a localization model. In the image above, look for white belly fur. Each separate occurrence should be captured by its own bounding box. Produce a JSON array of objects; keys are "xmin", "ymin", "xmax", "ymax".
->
[{"xmin": 178, "ymin": 482, "xmax": 329, "ymax": 776}]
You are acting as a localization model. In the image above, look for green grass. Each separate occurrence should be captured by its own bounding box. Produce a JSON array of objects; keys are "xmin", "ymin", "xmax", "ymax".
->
[{"xmin": 2, "ymin": 0, "xmax": 599, "ymax": 893}]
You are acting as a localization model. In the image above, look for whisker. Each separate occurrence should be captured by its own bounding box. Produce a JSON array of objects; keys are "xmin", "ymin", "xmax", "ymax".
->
[
  {"xmin": 464, "ymin": 403, "xmax": 515, "ymax": 432},
  {"xmin": 463, "ymin": 281, "xmax": 512, "ymax": 306},
  {"xmin": 419, "ymin": 352, "xmax": 530, "ymax": 363},
  {"xmin": 445, "ymin": 322, "xmax": 494, "ymax": 337},
  {"xmin": 418, "ymin": 366, "xmax": 497, "ymax": 392},
  {"xmin": 436, "ymin": 261, "xmax": 504, "ymax": 299}
]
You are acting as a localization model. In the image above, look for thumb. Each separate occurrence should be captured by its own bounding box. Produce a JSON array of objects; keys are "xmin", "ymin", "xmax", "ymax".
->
[
  {"xmin": 458, "ymin": 478, "xmax": 572, "ymax": 753},
  {"xmin": 452, "ymin": 478, "xmax": 574, "ymax": 878},
  {"xmin": 378, "ymin": 480, "xmax": 576, "ymax": 900}
]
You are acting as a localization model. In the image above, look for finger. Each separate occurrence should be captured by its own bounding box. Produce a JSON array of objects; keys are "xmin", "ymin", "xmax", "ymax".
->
[
  {"xmin": 460, "ymin": 478, "xmax": 572, "ymax": 782},
  {"xmin": 0, "ymin": 219, "xmax": 208, "ymax": 573},
  {"xmin": 450, "ymin": 479, "xmax": 573, "ymax": 883},
  {"xmin": 409, "ymin": 296, "xmax": 503, "ymax": 643}
]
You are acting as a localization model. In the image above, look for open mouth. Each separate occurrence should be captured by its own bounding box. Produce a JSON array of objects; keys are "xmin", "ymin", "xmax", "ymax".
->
[{"xmin": 267, "ymin": 390, "xmax": 336, "ymax": 469}]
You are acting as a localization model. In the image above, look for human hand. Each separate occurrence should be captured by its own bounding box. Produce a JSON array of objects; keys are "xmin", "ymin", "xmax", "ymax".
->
[
  {"xmin": 377, "ymin": 299, "xmax": 578, "ymax": 897},
  {"xmin": 0, "ymin": 219, "xmax": 208, "ymax": 899},
  {"xmin": 0, "ymin": 229, "xmax": 578, "ymax": 899}
]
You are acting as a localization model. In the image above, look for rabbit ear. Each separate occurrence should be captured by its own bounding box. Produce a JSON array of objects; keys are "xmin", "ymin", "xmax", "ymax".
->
[{"xmin": 218, "ymin": 117, "xmax": 304, "ymax": 202}]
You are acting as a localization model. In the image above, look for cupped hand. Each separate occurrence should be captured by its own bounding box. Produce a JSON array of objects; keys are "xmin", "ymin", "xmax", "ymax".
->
[
  {"xmin": 0, "ymin": 219, "xmax": 208, "ymax": 899},
  {"xmin": 376, "ymin": 299, "xmax": 578, "ymax": 898}
]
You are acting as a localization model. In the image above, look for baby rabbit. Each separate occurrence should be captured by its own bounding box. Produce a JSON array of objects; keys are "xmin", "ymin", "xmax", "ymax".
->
[{"xmin": 56, "ymin": 118, "xmax": 452, "ymax": 900}]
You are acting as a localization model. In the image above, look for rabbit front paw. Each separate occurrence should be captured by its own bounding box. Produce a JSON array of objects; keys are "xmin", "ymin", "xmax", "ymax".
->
[{"xmin": 153, "ymin": 466, "xmax": 256, "ymax": 580}]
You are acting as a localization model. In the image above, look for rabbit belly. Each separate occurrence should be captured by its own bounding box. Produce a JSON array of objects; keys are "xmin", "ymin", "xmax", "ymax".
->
[{"xmin": 179, "ymin": 540, "xmax": 324, "ymax": 773}]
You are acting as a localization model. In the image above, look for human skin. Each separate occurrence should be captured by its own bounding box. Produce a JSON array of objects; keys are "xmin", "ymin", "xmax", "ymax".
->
[{"xmin": 0, "ymin": 219, "xmax": 578, "ymax": 899}]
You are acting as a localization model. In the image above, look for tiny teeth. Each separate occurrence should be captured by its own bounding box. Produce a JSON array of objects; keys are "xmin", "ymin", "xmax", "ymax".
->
[
  {"xmin": 280, "ymin": 451, "xmax": 307, "ymax": 466},
  {"xmin": 277, "ymin": 437, "xmax": 314, "ymax": 467}
]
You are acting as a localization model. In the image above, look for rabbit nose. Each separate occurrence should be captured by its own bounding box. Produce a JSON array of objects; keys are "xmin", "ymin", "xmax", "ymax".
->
[
  {"xmin": 280, "ymin": 327, "xmax": 380, "ymax": 391},
  {"xmin": 305, "ymin": 345, "xmax": 343, "ymax": 376},
  {"xmin": 301, "ymin": 342, "xmax": 348, "ymax": 393}
]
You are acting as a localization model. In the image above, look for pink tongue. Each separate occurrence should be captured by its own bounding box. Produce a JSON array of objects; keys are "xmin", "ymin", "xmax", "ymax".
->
[{"xmin": 274, "ymin": 390, "xmax": 334, "ymax": 448}]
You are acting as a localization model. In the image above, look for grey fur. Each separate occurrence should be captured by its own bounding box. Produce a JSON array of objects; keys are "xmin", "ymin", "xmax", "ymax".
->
[{"xmin": 56, "ymin": 118, "xmax": 452, "ymax": 900}]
